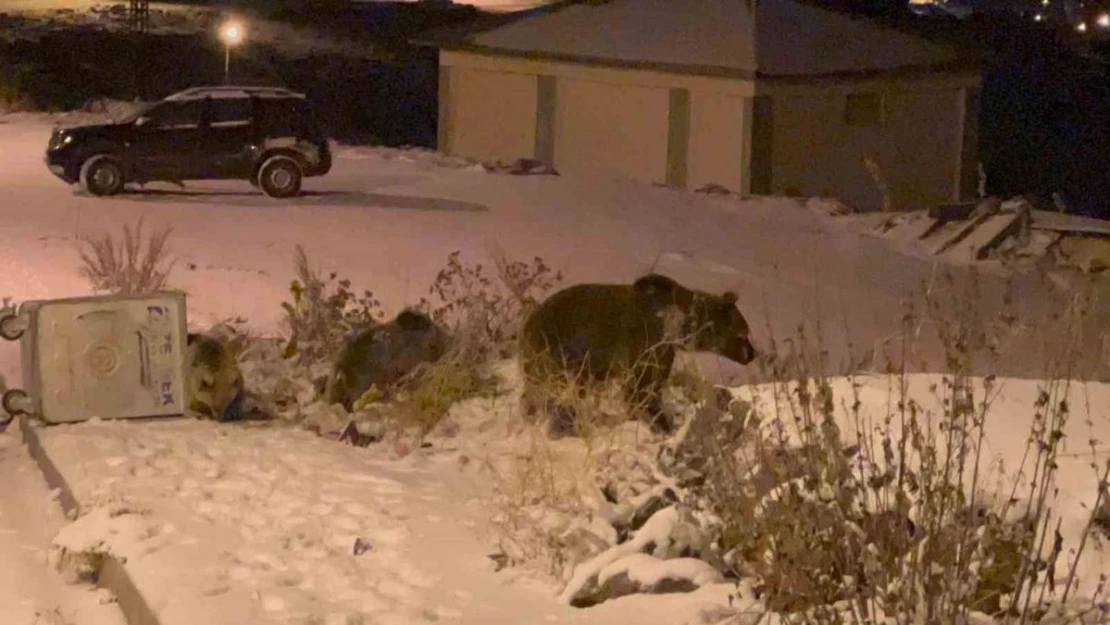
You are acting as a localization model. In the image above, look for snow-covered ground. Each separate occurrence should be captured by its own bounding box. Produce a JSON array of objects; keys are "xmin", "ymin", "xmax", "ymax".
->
[
  {"xmin": 0, "ymin": 110, "xmax": 1109, "ymax": 624},
  {"xmin": 19, "ymin": 370, "xmax": 1110, "ymax": 625},
  {"xmin": 35, "ymin": 409, "xmax": 748, "ymax": 625},
  {"xmin": 0, "ymin": 418, "xmax": 127, "ymax": 625},
  {"xmin": 1, "ymin": 112, "xmax": 1100, "ymax": 387}
]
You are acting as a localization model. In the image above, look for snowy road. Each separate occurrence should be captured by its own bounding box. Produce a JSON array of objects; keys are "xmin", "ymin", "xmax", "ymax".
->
[{"xmin": 1, "ymin": 112, "xmax": 1095, "ymax": 388}]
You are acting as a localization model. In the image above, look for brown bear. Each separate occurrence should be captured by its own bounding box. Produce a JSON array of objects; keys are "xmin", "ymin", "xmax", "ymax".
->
[
  {"xmin": 326, "ymin": 309, "xmax": 450, "ymax": 411},
  {"xmin": 186, "ymin": 330, "xmax": 247, "ymax": 422},
  {"xmin": 518, "ymin": 273, "xmax": 756, "ymax": 436}
]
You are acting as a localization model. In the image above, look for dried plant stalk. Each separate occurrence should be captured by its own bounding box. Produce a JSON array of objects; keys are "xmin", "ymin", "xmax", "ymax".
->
[{"xmin": 77, "ymin": 216, "xmax": 176, "ymax": 295}]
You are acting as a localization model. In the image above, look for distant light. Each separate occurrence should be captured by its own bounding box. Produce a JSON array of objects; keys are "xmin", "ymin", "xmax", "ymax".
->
[
  {"xmin": 1041, "ymin": 0, "xmax": 1049, "ymax": 5},
  {"xmin": 1077, "ymin": 21, "xmax": 1088, "ymax": 31},
  {"xmin": 1098, "ymin": 12, "xmax": 1110, "ymax": 27},
  {"xmin": 220, "ymin": 20, "xmax": 245, "ymax": 46},
  {"xmin": 1034, "ymin": 12, "xmax": 1044, "ymax": 21}
]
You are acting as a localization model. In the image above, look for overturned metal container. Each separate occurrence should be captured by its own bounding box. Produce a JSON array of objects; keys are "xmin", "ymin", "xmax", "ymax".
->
[{"xmin": 0, "ymin": 291, "xmax": 188, "ymax": 424}]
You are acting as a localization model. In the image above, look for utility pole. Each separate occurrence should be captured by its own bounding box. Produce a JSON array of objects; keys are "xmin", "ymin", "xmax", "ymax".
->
[
  {"xmin": 128, "ymin": 0, "xmax": 151, "ymax": 101},
  {"xmin": 128, "ymin": 0, "xmax": 150, "ymax": 33}
]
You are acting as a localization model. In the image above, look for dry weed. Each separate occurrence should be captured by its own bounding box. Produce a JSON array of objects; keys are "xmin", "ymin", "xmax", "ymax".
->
[
  {"xmin": 382, "ymin": 249, "xmax": 563, "ymax": 436},
  {"xmin": 280, "ymin": 244, "xmax": 385, "ymax": 366},
  {"xmin": 675, "ymin": 268, "xmax": 1110, "ymax": 624},
  {"xmin": 76, "ymin": 216, "xmax": 175, "ymax": 295}
]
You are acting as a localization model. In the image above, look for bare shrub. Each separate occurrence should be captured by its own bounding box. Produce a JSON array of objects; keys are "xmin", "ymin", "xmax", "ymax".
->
[
  {"xmin": 483, "ymin": 375, "xmax": 658, "ymax": 581},
  {"xmin": 486, "ymin": 334, "xmax": 709, "ymax": 581},
  {"xmin": 76, "ymin": 216, "xmax": 176, "ymax": 295},
  {"xmin": 673, "ymin": 268, "xmax": 1110, "ymax": 624},
  {"xmin": 280, "ymin": 244, "xmax": 385, "ymax": 367},
  {"xmin": 382, "ymin": 348, "xmax": 495, "ymax": 439},
  {"xmin": 417, "ymin": 250, "xmax": 562, "ymax": 362},
  {"xmin": 383, "ymin": 250, "xmax": 563, "ymax": 436},
  {"xmin": 312, "ymin": 249, "xmax": 564, "ymax": 439},
  {"xmin": 483, "ymin": 428, "xmax": 599, "ymax": 578}
]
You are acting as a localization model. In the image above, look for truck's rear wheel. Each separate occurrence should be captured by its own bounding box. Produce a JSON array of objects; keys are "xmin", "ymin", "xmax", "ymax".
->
[{"xmin": 257, "ymin": 156, "xmax": 303, "ymax": 199}]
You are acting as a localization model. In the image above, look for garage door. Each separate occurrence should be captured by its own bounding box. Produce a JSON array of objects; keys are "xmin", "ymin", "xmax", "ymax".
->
[
  {"xmin": 554, "ymin": 78, "xmax": 670, "ymax": 184},
  {"xmin": 450, "ymin": 67, "xmax": 537, "ymax": 163}
]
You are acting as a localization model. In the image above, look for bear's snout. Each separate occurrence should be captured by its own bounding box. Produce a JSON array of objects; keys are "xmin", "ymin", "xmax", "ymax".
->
[{"xmin": 728, "ymin": 336, "xmax": 757, "ymax": 365}]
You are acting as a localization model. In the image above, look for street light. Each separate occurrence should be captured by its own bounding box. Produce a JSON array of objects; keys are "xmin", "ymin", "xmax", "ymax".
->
[
  {"xmin": 1097, "ymin": 12, "xmax": 1110, "ymax": 28},
  {"xmin": 219, "ymin": 20, "xmax": 245, "ymax": 85}
]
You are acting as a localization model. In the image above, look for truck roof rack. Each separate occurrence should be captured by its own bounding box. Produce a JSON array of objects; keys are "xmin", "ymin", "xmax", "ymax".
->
[{"xmin": 164, "ymin": 86, "xmax": 306, "ymax": 101}]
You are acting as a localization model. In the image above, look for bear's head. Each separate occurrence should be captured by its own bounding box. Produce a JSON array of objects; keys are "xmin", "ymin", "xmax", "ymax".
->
[
  {"xmin": 393, "ymin": 309, "xmax": 450, "ymax": 357},
  {"xmin": 634, "ymin": 273, "xmax": 756, "ymax": 365}
]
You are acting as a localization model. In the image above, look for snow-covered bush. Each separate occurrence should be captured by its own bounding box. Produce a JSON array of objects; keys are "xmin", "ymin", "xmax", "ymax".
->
[
  {"xmin": 76, "ymin": 216, "xmax": 176, "ymax": 295},
  {"xmin": 661, "ymin": 269, "xmax": 1110, "ymax": 624},
  {"xmin": 276, "ymin": 246, "xmax": 562, "ymax": 440},
  {"xmin": 469, "ymin": 267, "xmax": 1110, "ymax": 622},
  {"xmin": 483, "ymin": 363, "xmax": 701, "ymax": 582}
]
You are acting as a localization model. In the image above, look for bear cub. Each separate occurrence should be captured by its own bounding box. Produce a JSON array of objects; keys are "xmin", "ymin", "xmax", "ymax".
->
[{"xmin": 326, "ymin": 309, "xmax": 450, "ymax": 411}]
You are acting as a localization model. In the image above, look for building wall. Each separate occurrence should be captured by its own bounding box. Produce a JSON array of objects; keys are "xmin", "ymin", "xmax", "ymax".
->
[
  {"xmin": 762, "ymin": 76, "xmax": 980, "ymax": 212},
  {"xmin": 443, "ymin": 66, "xmax": 538, "ymax": 163},
  {"xmin": 439, "ymin": 50, "xmax": 755, "ymax": 188},
  {"xmin": 438, "ymin": 50, "xmax": 979, "ymax": 209}
]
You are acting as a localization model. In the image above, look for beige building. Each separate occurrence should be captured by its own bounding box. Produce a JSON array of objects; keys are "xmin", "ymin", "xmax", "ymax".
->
[{"xmin": 416, "ymin": 0, "xmax": 981, "ymax": 212}]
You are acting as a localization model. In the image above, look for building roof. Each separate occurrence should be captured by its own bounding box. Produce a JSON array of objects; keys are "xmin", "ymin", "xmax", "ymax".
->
[
  {"xmin": 416, "ymin": 0, "xmax": 972, "ymax": 79},
  {"xmin": 164, "ymin": 86, "xmax": 305, "ymax": 102}
]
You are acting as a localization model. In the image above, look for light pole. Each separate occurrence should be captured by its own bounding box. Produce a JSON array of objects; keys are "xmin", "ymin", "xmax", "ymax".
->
[{"xmin": 219, "ymin": 20, "xmax": 245, "ymax": 85}]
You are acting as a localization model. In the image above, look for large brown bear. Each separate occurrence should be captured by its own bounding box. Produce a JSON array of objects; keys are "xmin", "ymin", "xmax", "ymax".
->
[
  {"xmin": 518, "ymin": 273, "xmax": 756, "ymax": 435},
  {"xmin": 326, "ymin": 309, "xmax": 450, "ymax": 411}
]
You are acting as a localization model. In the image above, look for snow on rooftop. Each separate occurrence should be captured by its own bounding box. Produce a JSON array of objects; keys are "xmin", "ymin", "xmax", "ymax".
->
[
  {"xmin": 164, "ymin": 86, "xmax": 306, "ymax": 102},
  {"xmin": 467, "ymin": 0, "xmax": 963, "ymax": 76}
]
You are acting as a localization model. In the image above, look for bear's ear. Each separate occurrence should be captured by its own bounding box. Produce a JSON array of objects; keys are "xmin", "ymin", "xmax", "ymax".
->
[
  {"xmin": 395, "ymin": 309, "xmax": 433, "ymax": 332},
  {"xmin": 721, "ymin": 291, "xmax": 738, "ymax": 306}
]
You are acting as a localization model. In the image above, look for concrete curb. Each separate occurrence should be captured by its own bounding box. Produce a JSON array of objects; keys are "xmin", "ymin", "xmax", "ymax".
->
[{"xmin": 18, "ymin": 415, "xmax": 162, "ymax": 625}]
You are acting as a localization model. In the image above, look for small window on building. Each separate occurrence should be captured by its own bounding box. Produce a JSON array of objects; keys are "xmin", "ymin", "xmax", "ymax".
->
[{"xmin": 844, "ymin": 92, "xmax": 884, "ymax": 128}]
